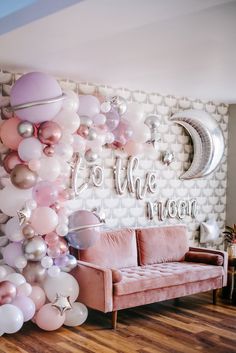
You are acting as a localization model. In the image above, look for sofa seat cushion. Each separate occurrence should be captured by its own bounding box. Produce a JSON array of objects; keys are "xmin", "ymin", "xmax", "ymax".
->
[{"xmin": 113, "ymin": 262, "xmax": 223, "ymax": 296}]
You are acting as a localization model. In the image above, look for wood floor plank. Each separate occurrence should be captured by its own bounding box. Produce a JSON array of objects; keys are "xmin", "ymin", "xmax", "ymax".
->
[{"xmin": 1, "ymin": 292, "xmax": 236, "ymax": 353}]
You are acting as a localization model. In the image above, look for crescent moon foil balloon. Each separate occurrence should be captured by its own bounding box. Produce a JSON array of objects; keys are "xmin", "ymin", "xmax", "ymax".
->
[{"xmin": 170, "ymin": 109, "xmax": 224, "ymax": 179}]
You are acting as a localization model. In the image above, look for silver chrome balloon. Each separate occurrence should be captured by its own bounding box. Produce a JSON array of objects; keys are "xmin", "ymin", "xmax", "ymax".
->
[
  {"xmin": 60, "ymin": 255, "xmax": 78, "ymax": 273},
  {"xmin": 87, "ymin": 128, "xmax": 97, "ymax": 141},
  {"xmin": 162, "ymin": 151, "xmax": 174, "ymax": 166},
  {"xmin": 145, "ymin": 115, "xmax": 161, "ymax": 129},
  {"xmin": 170, "ymin": 109, "xmax": 224, "ymax": 179},
  {"xmin": 17, "ymin": 121, "xmax": 34, "ymax": 138},
  {"xmin": 85, "ymin": 149, "xmax": 98, "ymax": 163},
  {"xmin": 23, "ymin": 236, "xmax": 47, "ymax": 261},
  {"xmin": 110, "ymin": 96, "xmax": 128, "ymax": 116}
]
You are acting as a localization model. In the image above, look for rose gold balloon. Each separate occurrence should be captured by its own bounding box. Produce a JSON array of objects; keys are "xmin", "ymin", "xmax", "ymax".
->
[
  {"xmin": 22, "ymin": 224, "xmax": 35, "ymax": 239},
  {"xmin": 43, "ymin": 145, "xmax": 55, "ymax": 157},
  {"xmin": 10, "ymin": 164, "xmax": 37, "ymax": 189},
  {"xmin": 58, "ymin": 238, "xmax": 69, "ymax": 256},
  {"xmin": 0, "ymin": 280, "xmax": 17, "ymax": 305},
  {"xmin": 38, "ymin": 121, "xmax": 62, "ymax": 145},
  {"xmin": 3, "ymin": 151, "xmax": 23, "ymax": 173},
  {"xmin": 77, "ymin": 125, "xmax": 89, "ymax": 138}
]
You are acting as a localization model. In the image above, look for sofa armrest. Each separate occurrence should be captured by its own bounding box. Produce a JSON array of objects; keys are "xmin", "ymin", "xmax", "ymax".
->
[
  {"xmin": 72, "ymin": 260, "xmax": 113, "ymax": 313},
  {"xmin": 189, "ymin": 247, "xmax": 228, "ymax": 286}
]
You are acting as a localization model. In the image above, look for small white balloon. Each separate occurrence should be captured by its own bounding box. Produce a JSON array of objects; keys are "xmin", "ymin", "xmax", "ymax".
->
[
  {"xmin": 5, "ymin": 273, "xmax": 26, "ymax": 287},
  {"xmin": 14, "ymin": 256, "xmax": 27, "ymax": 269},
  {"xmin": 56, "ymin": 223, "xmax": 69, "ymax": 237},
  {"xmin": 47, "ymin": 265, "xmax": 61, "ymax": 278},
  {"xmin": 41, "ymin": 256, "xmax": 53, "ymax": 269},
  {"xmin": 64, "ymin": 302, "xmax": 88, "ymax": 327}
]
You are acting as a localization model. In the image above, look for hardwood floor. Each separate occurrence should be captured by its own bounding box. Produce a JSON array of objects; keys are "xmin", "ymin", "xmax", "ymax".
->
[{"xmin": 1, "ymin": 292, "xmax": 236, "ymax": 353}]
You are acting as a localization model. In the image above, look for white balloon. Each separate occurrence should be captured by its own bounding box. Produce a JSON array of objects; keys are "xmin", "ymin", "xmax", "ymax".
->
[
  {"xmin": 53, "ymin": 110, "xmax": 80, "ymax": 133},
  {"xmin": 63, "ymin": 90, "xmax": 79, "ymax": 112},
  {"xmin": 47, "ymin": 265, "xmax": 60, "ymax": 278},
  {"xmin": 64, "ymin": 302, "xmax": 88, "ymax": 327},
  {"xmin": 5, "ymin": 217, "xmax": 24, "ymax": 242},
  {"xmin": 14, "ymin": 256, "xmax": 27, "ymax": 269},
  {"xmin": 43, "ymin": 272, "xmax": 79, "ymax": 302},
  {"xmin": 0, "ymin": 304, "xmax": 24, "ymax": 334},
  {"xmin": 0, "ymin": 185, "xmax": 32, "ymax": 217},
  {"xmin": 38, "ymin": 157, "xmax": 61, "ymax": 181},
  {"xmin": 6, "ymin": 273, "xmax": 26, "ymax": 287},
  {"xmin": 18, "ymin": 137, "xmax": 42, "ymax": 162},
  {"xmin": 41, "ymin": 256, "xmax": 53, "ymax": 269}
]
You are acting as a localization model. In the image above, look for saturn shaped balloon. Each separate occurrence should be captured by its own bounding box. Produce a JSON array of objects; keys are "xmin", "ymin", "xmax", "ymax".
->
[{"xmin": 170, "ymin": 109, "xmax": 224, "ymax": 179}]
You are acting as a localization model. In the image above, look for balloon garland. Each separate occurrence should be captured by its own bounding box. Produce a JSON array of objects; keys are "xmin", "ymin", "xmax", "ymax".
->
[{"xmin": 0, "ymin": 71, "xmax": 160, "ymax": 335}]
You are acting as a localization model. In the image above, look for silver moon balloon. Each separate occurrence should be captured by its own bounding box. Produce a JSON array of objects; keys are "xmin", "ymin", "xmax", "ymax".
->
[{"xmin": 170, "ymin": 109, "xmax": 224, "ymax": 179}]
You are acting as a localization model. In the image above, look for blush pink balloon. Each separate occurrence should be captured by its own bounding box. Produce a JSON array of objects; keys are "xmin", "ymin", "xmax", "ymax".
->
[
  {"xmin": 35, "ymin": 303, "xmax": 65, "ymax": 331},
  {"xmin": 78, "ymin": 95, "xmax": 100, "ymax": 118},
  {"xmin": 29, "ymin": 286, "xmax": 46, "ymax": 310},
  {"xmin": 33, "ymin": 181, "xmax": 59, "ymax": 207},
  {"xmin": 0, "ymin": 281, "xmax": 17, "ymax": 305},
  {"xmin": 12, "ymin": 296, "xmax": 35, "ymax": 321},
  {"xmin": 124, "ymin": 141, "xmax": 143, "ymax": 156},
  {"xmin": 30, "ymin": 207, "xmax": 58, "ymax": 235},
  {"xmin": 0, "ymin": 117, "xmax": 23, "ymax": 150},
  {"xmin": 10, "ymin": 72, "xmax": 62, "ymax": 123}
]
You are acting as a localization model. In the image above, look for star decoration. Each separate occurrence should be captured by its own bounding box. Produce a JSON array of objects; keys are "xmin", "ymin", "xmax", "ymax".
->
[
  {"xmin": 17, "ymin": 207, "xmax": 31, "ymax": 226},
  {"xmin": 52, "ymin": 294, "xmax": 72, "ymax": 316}
]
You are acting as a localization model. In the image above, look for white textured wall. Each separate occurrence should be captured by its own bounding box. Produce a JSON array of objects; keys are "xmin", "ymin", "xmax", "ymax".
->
[{"xmin": 226, "ymin": 105, "xmax": 236, "ymax": 226}]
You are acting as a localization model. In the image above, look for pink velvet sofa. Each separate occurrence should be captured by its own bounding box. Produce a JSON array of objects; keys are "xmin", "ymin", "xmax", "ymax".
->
[{"xmin": 72, "ymin": 225, "xmax": 228, "ymax": 329}]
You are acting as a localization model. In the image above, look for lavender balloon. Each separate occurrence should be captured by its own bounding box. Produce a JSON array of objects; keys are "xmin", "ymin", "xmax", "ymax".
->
[
  {"xmin": 67, "ymin": 210, "xmax": 101, "ymax": 249},
  {"xmin": 10, "ymin": 72, "xmax": 62, "ymax": 123},
  {"xmin": 105, "ymin": 108, "xmax": 120, "ymax": 131},
  {"xmin": 3, "ymin": 243, "xmax": 23, "ymax": 268}
]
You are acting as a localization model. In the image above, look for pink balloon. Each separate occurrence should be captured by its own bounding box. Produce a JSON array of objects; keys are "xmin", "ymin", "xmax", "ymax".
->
[
  {"xmin": 35, "ymin": 303, "xmax": 65, "ymax": 331},
  {"xmin": 29, "ymin": 286, "xmax": 46, "ymax": 310},
  {"xmin": 45, "ymin": 232, "xmax": 59, "ymax": 246},
  {"xmin": 10, "ymin": 72, "xmax": 62, "ymax": 123},
  {"xmin": 3, "ymin": 243, "xmax": 23, "ymax": 267},
  {"xmin": 30, "ymin": 207, "xmax": 58, "ymax": 235},
  {"xmin": 78, "ymin": 95, "xmax": 100, "ymax": 118},
  {"xmin": 124, "ymin": 141, "xmax": 143, "ymax": 156},
  {"xmin": 12, "ymin": 296, "xmax": 35, "ymax": 322},
  {"xmin": 0, "ymin": 117, "xmax": 23, "ymax": 150},
  {"xmin": 33, "ymin": 181, "xmax": 59, "ymax": 207}
]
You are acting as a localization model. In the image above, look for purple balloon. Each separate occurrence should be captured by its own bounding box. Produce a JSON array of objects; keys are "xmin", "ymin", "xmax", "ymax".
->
[
  {"xmin": 10, "ymin": 72, "xmax": 62, "ymax": 123},
  {"xmin": 105, "ymin": 108, "xmax": 120, "ymax": 131},
  {"xmin": 32, "ymin": 181, "xmax": 59, "ymax": 207},
  {"xmin": 67, "ymin": 210, "xmax": 101, "ymax": 249},
  {"xmin": 78, "ymin": 95, "xmax": 100, "ymax": 119},
  {"xmin": 54, "ymin": 255, "xmax": 68, "ymax": 267},
  {"xmin": 3, "ymin": 242, "xmax": 23, "ymax": 267},
  {"xmin": 12, "ymin": 296, "xmax": 35, "ymax": 322}
]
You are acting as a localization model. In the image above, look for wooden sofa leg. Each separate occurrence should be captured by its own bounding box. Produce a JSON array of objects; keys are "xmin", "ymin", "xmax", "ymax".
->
[
  {"xmin": 213, "ymin": 289, "xmax": 218, "ymax": 305},
  {"xmin": 112, "ymin": 311, "xmax": 118, "ymax": 329}
]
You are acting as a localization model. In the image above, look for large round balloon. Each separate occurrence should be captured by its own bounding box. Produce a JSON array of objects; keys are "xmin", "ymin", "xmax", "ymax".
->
[
  {"xmin": 30, "ymin": 207, "xmax": 58, "ymax": 235},
  {"xmin": 66, "ymin": 210, "xmax": 101, "ymax": 249},
  {"xmin": 0, "ymin": 304, "xmax": 24, "ymax": 334},
  {"xmin": 170, "ymin": 109, "xmax": 224, "ymax": 179},
  {"xmin": 0, "ymin": 185, "xmax": 32, "ymax": 217},
  {"xmin": 43, "ymin": 272, "xmax": 79, "ymax": 302},
  {"xmin": 10, "ymin": 72, "xmax": 62, "ymax": 123}
]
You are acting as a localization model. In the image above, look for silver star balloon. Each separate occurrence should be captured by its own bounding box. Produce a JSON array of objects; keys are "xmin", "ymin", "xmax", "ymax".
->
[
  {"xmin": 52, "ymin": 294, "xmax": 72, "ymax": 316},
  {"xmin": 17, "ymin": 206, "xmax": 31, "ymax": 226}
]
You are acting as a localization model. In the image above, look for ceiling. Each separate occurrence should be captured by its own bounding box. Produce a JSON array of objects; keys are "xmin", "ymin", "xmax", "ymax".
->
[{"xmin": 0, "ymin": 0, "xmax": 236, "ymax": 103}]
